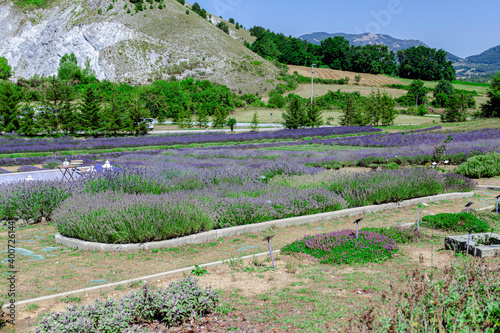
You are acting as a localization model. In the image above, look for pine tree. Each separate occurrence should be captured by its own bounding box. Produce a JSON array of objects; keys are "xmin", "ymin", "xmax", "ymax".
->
[
  {"xmin": 306, "ymin": 104, "xmax": 323, "ymax": 128},
  {"xmin": 250, "ymin": 111, "xmax": 259, "ymax": 131},
  {"xmin": 19, "ymin": 108, "xmax": 38, "ymax": 137},
  {"xmin": 80, "ymin": 85, "xmax": 101, "ymax": 136},
  {"xmin": 339, "ymin": 96, "xmax": 367, "ymax": 126},
  {"xmin": 212, "ymin": 107, "xmax": 227, "ymax": 128},
  {"xmin": 0, "ymin": 82, "xmax": 22, "ymax": 133},
  {"xmin": 282, "ymin": 95, "xmax": 306, "ymax": 129},
  {"xmin": 195, "ymin": 108, "xmax": 209, "ymax": 129},
  {"xmin": 102, "ymin": 88, "xmax": 123, "ymax": 136},
  {"xmin": 125, "ymin": 93, "xmax": 150, "ymax": 136}
]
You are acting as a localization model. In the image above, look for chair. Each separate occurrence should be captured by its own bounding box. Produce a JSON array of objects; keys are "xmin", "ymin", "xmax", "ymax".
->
[{"xmin": 75, "ymin": 162, "xmax": 96, "ymax": 177}]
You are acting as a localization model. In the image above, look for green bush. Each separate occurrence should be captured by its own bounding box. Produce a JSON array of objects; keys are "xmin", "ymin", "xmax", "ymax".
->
[
  {"xmin": 422, "ymin": 212, "xmax": 491, "ymax": 233},
  {"xmin": 361, "ymin": 226, "xmax": 421, "ymax": 243},
  {"xmin": 54, "ymin": 192, "xmax": 215, "ymax": 244},
  {"xmin": 455, "ymin": 153, "xmax": 500, "ymax": 178}
]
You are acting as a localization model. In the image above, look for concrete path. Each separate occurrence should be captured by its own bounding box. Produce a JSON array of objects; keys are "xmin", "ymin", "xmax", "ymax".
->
[{"xmin": 0, "ymin": 169, "xmax": 64, "ymax": 185}]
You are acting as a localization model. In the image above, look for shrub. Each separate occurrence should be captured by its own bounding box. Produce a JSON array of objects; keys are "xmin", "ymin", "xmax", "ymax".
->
[
  {"xmin": 35, "ymin": 277, "xmax": 218, "ymax": 332},
  {"xmin": 324, "ymin": 169, "xmax": 470, "ymax": 208},
  {"xmin": 455, "ymin": 153, "xmax": 500, "ymax": 178},
  {"xmin": 351, "ymin": 259, "xmax": 500, "ymax": 331},
  {"xmin": 361, "ymin": 226, "xmax": 421, "ymax": 243},
  {"xmin": 18, "ymin": 165, "xmax": 41, "ymax": 172},
  {"xmin": 281, "ymin": 229, "xmax": 398, "ymax": 265},
  {"xmin": 42, "ymin": 158, "xmax": 62, "ymax": 169},
  {"xmin": 0, "ymin": 180, "xmax": 74, "ymax": 221},
  {"xmin": 422, "ymin": 212, "xmax": 491, "ymax": 233},
  {"xmin": 54, "ymin": 192, "xmax": 216, "ymax": 243}
]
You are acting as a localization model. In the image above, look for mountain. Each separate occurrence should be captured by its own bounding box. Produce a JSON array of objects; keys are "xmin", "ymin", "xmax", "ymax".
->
[
  {"xmin": 454, "ymin": 45, "xmax": 500, "ymax": 78},
  {"xmin": 0, "ymin": 0, "xmax": 276, "ymax": 94},
  {"xmin": 299, "ymin": 32, "xmax": 462, "ymax": 61},
  {"xmin": 466, "ymin": 45, "xmax": 500, "ymax": 64}
]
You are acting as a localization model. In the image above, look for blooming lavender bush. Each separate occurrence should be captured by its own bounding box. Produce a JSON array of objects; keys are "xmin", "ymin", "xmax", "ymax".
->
[
  {"xmin": 0, "ymin": 180, "xmax": 75, "ymax": 222},
  {"xmin": 36, "ymin": 277, "xmax": 218, "ymax": 333},
  {"xmin": 0, "ymin": 168, "xmax": 11, "ymax": 174},
  {"xmin": 54, "ymin": 184, "xmax": 347, "ymax": 243},
  {"xmin": 17, "ymin": 165, "xmax": 42, "ymax": 172},
  {"xmin": 281, "ymin": 229, "xmax": 398, "ymax": 265}
]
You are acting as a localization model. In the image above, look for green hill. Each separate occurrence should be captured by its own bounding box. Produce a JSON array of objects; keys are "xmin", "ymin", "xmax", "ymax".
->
[{"xmin": 0, "ymin": 0, "xmax": 277, "ymax": 94}]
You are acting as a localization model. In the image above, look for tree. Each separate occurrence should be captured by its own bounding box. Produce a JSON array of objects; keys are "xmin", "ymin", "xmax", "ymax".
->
[
  {"xmin": 250, "ymin": 112, "xmax": 259, "ymax": 131},
  {"xmin": 57, "ymin": 53, "xmax": 80, "ymax": 81},
  {"xmin": 195, "ymin": 108, "xmax": 209, "ymax": 129},
  {"xmin": 400, "ymin": 79, "xmax": 429, "ymax": 106},
  {"xmin": 19, "ymin": 107, "xmax": 38, "ymax": 137},
  {"xmin": 124, "ymin": 92, "xmax": 150, "ymax": 136},
  {"xmin": 354, "ymin": 75, "xmax": 361, "ymax": 85},
  {"xmin": 80, "ymin": 85, "xmax": 102, "ymax": 136},
  {"xmin": 321, "ymin": 37, "xmax": 352, "ymax": 70},
  {"xmin": 432, "ymin": 79, "xmax": 454, "ymax": 108},
  {"xmin": 282, "ymin": 95, "xmax": 306, "ymax": 129},
  {"xmin": 0, "ymin": 57, "xmax": 12, "ymax": 80},
  {"xmin": 0, "ymin": 82, "xmax": 22, "ymax": 133},
  {"xmin": 397, "ymin": 46, "xmax": 455, "ymax": 81},
  {"xmin": 101, "ymin": 87, "xmax": 124, "ymax": 136},
  {"xmin": 212, "ymin": 107, "xmax": 227, "ymax": 128},
  {"xmin": 442, "ymin": 93, "xmax": 469, "ymax": 122},
  {"xmin": 364, "ymin": 90, "xmax": 397, "ymax": 126},
  {"xmin": 226, "ymin": 117, "xmax": 237, "ymax": 132},
  {"xmin": 267, "ymin": 93, "xmax": 286, "ymax": 108},
  {"xmin": 339, "ymin": 96, "xmax": 368, "ymax": 126},
  {"xmin": 306, "ymin": 104, "xmax": 323, "ymax": 128},
  {"xmin": 480, "ymin": 71, "xmax": 500, "ymax": 118}
]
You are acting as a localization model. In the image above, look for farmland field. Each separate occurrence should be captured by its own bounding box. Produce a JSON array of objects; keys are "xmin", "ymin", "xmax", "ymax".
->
[{"xmin": 287, "ymin": 65, "xmax": 404, "ymax": 86}]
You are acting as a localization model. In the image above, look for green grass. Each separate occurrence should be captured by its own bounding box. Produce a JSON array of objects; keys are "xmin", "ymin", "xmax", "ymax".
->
[
  {"xmin": 422, "ymin": 212, "xmax": 491, "ymax": 233},
  {"xmin": 394, "ymin": 77, "xmax": 489, "ymax": 96},
  {"xmin": 13, "ymin": 0, "xmax": 54, "ymax": 9},
  {"xmin": 260, "ymin": 143, "xmax": 379, "ymax": 152}
]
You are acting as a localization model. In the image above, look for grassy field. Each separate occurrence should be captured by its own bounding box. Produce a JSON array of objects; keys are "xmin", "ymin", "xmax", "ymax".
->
[
  {"xmin": 233, "ymin": 108, "xmax": 440, "ymax": 126},
  {"xmin": 394, "ymin": 77, "xmax": 490, "ymax": 96},
  {"xmin": 8, "ymin": 189, "xmax": 500, "ymax": 332}
]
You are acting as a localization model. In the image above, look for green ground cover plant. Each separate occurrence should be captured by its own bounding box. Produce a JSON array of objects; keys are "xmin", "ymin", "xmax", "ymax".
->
[
  {"xmin": 422, "ymin": 212, "xmax": 491, "ymax": 233},
  {"xmin": 281, "ymin": 229, "xmax": 398, "ymax": 265},
  {"xmin": 361, "ymin": 226, "xmax": 422, "ymax": 244},
  {"xmin": 456, "ymin": 153, "xmax": 500, "ymax": 178}
]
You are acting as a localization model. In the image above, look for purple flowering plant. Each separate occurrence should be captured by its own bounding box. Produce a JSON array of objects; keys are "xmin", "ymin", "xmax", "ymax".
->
[{"xmin": 281, "ymin": 229, "xmax": 398, "ymax": 265}]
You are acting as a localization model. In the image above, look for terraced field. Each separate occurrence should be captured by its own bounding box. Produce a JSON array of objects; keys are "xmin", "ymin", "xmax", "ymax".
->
[{"xmin": 288, "ymin": 65, "xmax": 405, "ymax": 86}]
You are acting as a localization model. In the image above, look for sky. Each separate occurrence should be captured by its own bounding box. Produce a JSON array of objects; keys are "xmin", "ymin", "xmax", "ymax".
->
[{"xmin": 193, "ymin": 0, "xmax": 499, "ymax": 59}]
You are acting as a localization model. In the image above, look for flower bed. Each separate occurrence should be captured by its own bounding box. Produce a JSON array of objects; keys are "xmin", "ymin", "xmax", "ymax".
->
[
  {"xmin": 281, "ymin": 229, "xmax": 398, "ymax": 265},
  {"xmin": 0, "ymin": 126, "xmax": 381, "ymax": 155},
  {"xmin": 35, "ymin": 277, "xmax": 218, "ymax": 333}
]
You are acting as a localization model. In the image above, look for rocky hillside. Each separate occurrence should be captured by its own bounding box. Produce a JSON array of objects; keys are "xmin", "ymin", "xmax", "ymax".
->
[{"xmin": 0, "ymin": 0, "xmax": 277, "ymax": 93}]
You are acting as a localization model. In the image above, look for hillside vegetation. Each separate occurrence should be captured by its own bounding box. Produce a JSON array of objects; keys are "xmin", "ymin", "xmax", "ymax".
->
[{"xmin": 1, "ymin": 0, "xmax": 278, "ymax": 94}]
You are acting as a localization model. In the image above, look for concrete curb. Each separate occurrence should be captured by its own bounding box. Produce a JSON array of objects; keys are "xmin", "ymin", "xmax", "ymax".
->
[
  {"xmin": 55, "ymin": 191, "xmax": 474, "ymax": 252},
  {"xmin": 6, "ymin": 250, "xmax": 279, "ymax": 309},
  {"xmin": 476, "ymin": 185, "xmax": 500, "ymax": 191}
]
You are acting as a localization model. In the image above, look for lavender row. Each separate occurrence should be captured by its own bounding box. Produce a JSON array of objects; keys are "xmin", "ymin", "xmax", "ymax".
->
[{"xmin": 0, "ymin": 126, "xmax": 381, "ymax": 155}]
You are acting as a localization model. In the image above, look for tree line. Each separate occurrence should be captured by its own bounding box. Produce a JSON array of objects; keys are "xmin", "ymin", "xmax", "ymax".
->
[{"xmin": 247, "ymin": 27, "xmax": 455, "ymax": 80}]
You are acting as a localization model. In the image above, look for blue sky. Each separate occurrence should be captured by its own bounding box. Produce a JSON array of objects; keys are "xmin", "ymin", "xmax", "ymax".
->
[{"xmin": 194, "ymin": 0, "xmax": 499, "ymax": 58}]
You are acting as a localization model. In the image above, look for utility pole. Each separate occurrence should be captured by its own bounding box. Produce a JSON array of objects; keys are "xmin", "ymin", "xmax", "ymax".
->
[{"xmin": 311, "ymin": 64, "xmax": 316, "ymax": 105}]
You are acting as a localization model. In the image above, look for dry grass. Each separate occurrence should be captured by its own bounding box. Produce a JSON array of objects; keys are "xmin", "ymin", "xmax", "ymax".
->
[{"xmin": 288, "ymin": 65, "xmax": 404, "ymax": 86}]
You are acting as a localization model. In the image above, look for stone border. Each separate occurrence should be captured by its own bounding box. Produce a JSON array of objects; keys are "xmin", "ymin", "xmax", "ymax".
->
[
  {"xmin": 55, "ymin": 192, "xmax": 474, "ymax": 252},
  {"xmin": 4, "ymin": 250, "xmax": 278, "ymax": 310},
  {"xmin": 476, "ymin": 185, "xmax": 500, "ymax": 191}
]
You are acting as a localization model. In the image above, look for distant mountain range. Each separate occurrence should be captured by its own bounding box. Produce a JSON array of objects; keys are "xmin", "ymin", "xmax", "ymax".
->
[{"xmin": 299, "ymin": 32, "xmax": 499, "ymax": 77}]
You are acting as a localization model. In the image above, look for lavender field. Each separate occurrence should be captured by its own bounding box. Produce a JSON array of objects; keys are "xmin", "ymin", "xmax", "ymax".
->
[
  {"xmin": 0, "ymin": 141, "xmax": 476, "ymax": 244},
  {"xmin": 0, "ymin": 126, "xmax": 380, "ymax": 155}
]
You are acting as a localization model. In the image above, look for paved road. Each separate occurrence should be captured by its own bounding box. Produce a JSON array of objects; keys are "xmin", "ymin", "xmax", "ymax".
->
[{"xmin": 0, "ymin": 169, "xmax": 65, "ymax": 185}]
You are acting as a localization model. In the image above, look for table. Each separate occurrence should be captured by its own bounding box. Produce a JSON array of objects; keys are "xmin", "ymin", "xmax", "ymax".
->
[{"xmin": 57, "ymin": 165, "xmax": 81, "ymax": 181}]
